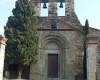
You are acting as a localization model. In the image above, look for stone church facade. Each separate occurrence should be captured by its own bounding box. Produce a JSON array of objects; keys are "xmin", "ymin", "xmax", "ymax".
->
[
  {"xmin": 1, "ymin": 0, "xmax": 100, "ymax": 80},
  {"xmin": 29, "ymin": 0, "xmax": 100, "ymax": 80}
]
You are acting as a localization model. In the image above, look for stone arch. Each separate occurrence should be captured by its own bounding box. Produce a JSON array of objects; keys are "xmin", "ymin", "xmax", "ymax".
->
[
  {"xmin": 40, "ymin": 32, "xmax": 69, "ymax": 49},
  {"xmin": 39, "ymin": 32, "xmax": 69, "ymax": 78},
  {"xmin": 30, "ymin": 32, "xmax": 75, "ymax": 80}
]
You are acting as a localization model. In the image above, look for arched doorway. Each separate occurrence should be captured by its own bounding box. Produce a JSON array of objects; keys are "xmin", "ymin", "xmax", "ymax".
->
[
  {"xmin": 30, "ymin": 32, "xmax": 75, "ymax": 80},
  {"xmin": 46, "ymin": 42, "xmax": 60, "ymax": 78},
  {"xmin": 39, "ymin": 33, "xmax": 68, "ymax": 79}
]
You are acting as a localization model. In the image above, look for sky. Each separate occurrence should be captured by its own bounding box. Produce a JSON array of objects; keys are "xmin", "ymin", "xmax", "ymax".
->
[{"xmin": 0, "ymin": 0, "xmax": 100, "ymax": 35}]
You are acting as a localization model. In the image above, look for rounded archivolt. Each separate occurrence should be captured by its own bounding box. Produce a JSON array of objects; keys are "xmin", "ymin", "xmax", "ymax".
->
[
  {"xmin": 39, "ymin": 32, "xmax": 69, "ymax": 78},
  {"xmin": 40, "ymin": 32, "xmax": 69, "ymax": 49}
]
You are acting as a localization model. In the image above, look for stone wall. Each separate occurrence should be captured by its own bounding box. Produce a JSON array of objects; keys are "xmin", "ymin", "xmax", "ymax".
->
[
  {"xmin": 97, "ymin": 39, "xmax": 100, "ymax": 80},
  {"xmin": 90, "ymin": 28, "xmax": 100, "ymax": 37},
  {"xmin": 74, "ymin": 31, "xmax": 84, "ymax": 76}
]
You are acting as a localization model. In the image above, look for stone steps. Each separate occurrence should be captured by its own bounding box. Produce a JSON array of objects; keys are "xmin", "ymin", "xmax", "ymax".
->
[
  {"xmin": 3, "ymin": 78, "xmax": 65, "ymax": 80},
  {"xmin": 39, "ymin": 78, "xmax": 65, "ymax": 80}
]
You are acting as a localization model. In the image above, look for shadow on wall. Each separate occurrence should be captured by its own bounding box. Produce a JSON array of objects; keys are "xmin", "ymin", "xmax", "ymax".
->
[
  {"xmin": 75, "ymin": 73, "xmax": 84, "ymax": 80},
  {"xmin": 3, "ymin": 62, "xmax": 30, "ymax": 79}
]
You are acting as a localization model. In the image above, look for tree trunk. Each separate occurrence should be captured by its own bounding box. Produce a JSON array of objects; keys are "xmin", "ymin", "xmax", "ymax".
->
[{"xmin": 18, "ymin": 65, "xmax": 23, "ymax": 79}]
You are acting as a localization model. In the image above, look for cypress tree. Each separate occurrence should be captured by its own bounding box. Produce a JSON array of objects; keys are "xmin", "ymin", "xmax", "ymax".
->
[
  {"xmin": 4, "ymin": 0, "xmax": 39, "ymax": 79},
  {"xmin": 85, "ymin": 19, "xmax": 89, "ymax": 36},
  {"xmin": 83, "ymin": 19, "xmax": 89, "ymax": 79}
]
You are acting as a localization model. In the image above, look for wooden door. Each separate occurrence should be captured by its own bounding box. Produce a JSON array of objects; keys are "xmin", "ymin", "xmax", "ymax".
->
[{"xmin": 48, "ymin": 54, "xmax": 58, "ymax": 78}]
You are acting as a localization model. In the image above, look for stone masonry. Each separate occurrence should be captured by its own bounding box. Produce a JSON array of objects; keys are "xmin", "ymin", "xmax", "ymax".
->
[
  {"xmin": 29, "ymin": 0, "xmax": 100, "ymax": 80},
  {"xmin": 30, "ymin": 0, "xmax": 84, "ymax": 80},
  {"xmin": 30, "ymin": 30, "xmax": 75, "ymax": 80}
]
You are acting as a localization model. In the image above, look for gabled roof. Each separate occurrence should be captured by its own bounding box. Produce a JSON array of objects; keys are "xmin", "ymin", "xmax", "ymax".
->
[{"xmin": 59, "ymin": 18, "xmax": 84, "ymax": 34}]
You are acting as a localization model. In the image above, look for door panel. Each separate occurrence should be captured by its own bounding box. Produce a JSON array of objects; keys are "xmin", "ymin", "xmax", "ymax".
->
[{"xmin": 48, "ymin": 54, "xmax": 58, "ymax": 78}]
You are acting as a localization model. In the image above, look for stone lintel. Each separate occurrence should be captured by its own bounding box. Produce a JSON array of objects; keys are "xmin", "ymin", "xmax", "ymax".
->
[
  {"xmin": 0, "ymin": 35, "xmax": 7, "ymax": 45},
  {"xmin": 86, "ymin": 34, "xmax": 98, "ymax": 44}
]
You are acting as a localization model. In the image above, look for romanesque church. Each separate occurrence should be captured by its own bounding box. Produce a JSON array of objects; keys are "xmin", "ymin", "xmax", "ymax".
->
[{"xmin": 0, "ymin": 0, "xmax": 100, "ymax": 80}]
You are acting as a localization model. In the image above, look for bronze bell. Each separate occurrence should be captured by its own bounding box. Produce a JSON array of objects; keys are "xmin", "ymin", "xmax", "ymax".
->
[
  {"xmin": 43, "ymin": 2, "xmax": 47, "ymax": 9},
  {"xmin": 59, "ymin": 2, "xmax": 63, "ymax": 8}
]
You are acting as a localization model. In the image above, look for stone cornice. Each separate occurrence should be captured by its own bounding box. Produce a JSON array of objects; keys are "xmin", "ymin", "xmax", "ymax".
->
[
  {"xmin": 0, "ymin": 35, "xmax": 7, "ymax": 45},
  {"xmin": 86, "ymin": 34, "xmax": 99, "ymax": 44}
]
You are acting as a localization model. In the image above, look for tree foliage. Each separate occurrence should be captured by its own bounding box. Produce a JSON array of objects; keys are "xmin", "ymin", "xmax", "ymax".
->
[{"xmin": 4, "ymin": 0, "xmax": 38, "ymax": 78}]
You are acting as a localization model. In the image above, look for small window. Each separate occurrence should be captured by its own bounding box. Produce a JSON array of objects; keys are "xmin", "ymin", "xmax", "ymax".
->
[
  {"xmin": 40, "ymin": 0, "xmax": 49, "ymax": 17},
  {"xmin": 57, "ymin": 0, "xmax": 65, "ymax": 16},
  {"xmin": 51, "ymin": 19, "xmax": 57, "ymax": 29}
]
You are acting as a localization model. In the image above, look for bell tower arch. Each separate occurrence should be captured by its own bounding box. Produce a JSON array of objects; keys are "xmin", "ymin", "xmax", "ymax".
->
[{"xmin": 31, "ymin": 0, "xmax": 74, "ymax": 16}]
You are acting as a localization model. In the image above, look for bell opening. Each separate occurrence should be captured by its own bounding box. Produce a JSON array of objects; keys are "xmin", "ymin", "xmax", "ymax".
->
[
  {"xmin": 43, "ymin": 3, "xmax": 47, "ymax": 9},
  {"xmin": 59, "ymin": 2, "xmax": 63, "ymax": 8}
]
